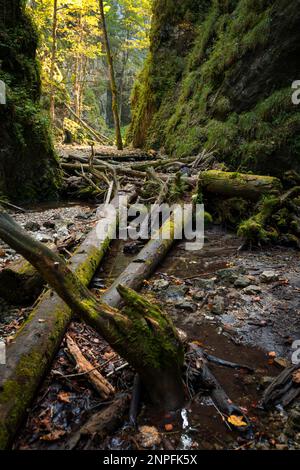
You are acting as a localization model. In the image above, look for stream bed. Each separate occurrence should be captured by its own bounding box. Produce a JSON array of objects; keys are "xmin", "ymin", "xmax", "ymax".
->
[{"xmin": 1, "ymin": 205, "xmax": 300, "ymax": 450}]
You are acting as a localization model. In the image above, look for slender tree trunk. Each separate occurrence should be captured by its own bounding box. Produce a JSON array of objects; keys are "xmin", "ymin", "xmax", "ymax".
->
[
  {"xmin": 98, "ymin": 0, "xmax": 123, "ymax": 150},
  {"xmin": 118, "ymin": 49, "xmax": 129, "ymax": 123},
  {"xmin": 49, "ymin": 0, "xmax": 58, "ymax": 123}
]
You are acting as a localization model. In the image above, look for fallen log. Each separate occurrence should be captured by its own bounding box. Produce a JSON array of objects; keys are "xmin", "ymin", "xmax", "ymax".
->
[
  {"xmin": 199, "ymin": 170, "xmax": 282, "ymax": 201},
  {"xmin": 102, "ymin": 206, "xmax": 191, "ymax": 307},
  {"xmin": 0, "ymin": 191, "xmax": 187, "ymax": 448},
  {"xmin": 262, "ymin": 364, "xmax": 300, "ymax": 409},
  {"xmin": 66, "ymin": 394, "xmax": 130, "ymax": 449},
  {"xmin": 66, "ymin": 335, "xmax": 115, "ymax": 399},
  {"xmin": 0, "ymin": 216, "xmax": 185, "ymax": 434},
  {"xmin": 0, "ymin": 188, "xmax": 135, "ymax": 449}
]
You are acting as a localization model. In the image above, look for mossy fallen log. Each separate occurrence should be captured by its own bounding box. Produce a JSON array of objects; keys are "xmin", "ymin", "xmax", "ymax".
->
[
  {"xmin": 0, "ymin": 189, "xmax": 135, "ymax": 449},
  {"xmin": 0, "ymin": 211, "xmax": 185, "ymax": 449},
  {"xmin": 199, "ymin": 170, "xmax": 282, "ymax": 201},
  {"xmin": 0, "ymin": 192, "xmax": 187, "ymax": 448}
]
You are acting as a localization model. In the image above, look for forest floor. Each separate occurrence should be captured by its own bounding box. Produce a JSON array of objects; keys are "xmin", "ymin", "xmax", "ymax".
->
[
  {"xmin": 0, "ymin": 206, "xmax": 300, "ymax": 450},
  {"xmin": 1, "ymin": 146, "xmax": 300, "ymax": 450}
]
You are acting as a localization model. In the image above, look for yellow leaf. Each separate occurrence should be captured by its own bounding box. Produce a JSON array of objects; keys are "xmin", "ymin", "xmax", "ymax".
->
[{"xmin": 228, "ymin": 415, "xmax": 248, "ymax": 427}]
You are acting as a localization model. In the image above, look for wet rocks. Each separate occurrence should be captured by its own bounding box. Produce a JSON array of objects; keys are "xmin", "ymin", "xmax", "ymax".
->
[
  {"xmin": 164, "ymin": 285, "xmax": 189, "ymax": 300},
  {"xmin": 234, "ymin": 275, "xmax": 251, "ymax": 288},
  {"xmin": 24, "ymin": 221, "xmax": 40, "ymax": 232},
  {"xmin": 175, "ymin": 300, "xmax": 197, "ymax": 312},
  {"xmin": 210, "ymin": 295, "xmax": 225, "ymax": 315},
  {"xmin": 260, "ymin": 270, "xmax": 279, "ymax": 283},
  {"xmin": 193, "ymin": 277, "xmax": 216, "ymax": 290},
  {"xmin": 216, "ymin": 268, "xmax": 239, "ymax": 284},
  {"xmin": 242, "ymin": 285, "xmax": 262, "ymax": 295},
  {"xmin": 286, "ymin": 405, "xmax": 300, "ymax": 436},
  {"xmin": 152, "ymin": 279, "xmax": 170, "ymax": 291},
  {"xmin": 192, "ymin": 289, "xmax": 206, "ymax": 301}
]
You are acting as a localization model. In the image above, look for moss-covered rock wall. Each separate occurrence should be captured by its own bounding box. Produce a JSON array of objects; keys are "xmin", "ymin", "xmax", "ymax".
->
[
  {"xmin": 0, "ymin": 0, "xmax": 60, "ymax": 202},
  {"xmin": 128, "ymin": 0, "xmax": 300, "ymax": 176}
]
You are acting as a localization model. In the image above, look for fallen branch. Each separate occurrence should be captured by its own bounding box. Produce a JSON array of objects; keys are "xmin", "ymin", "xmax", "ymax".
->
[
  {"xmin": 262, "ymin": 364, "xmax": 300, "ymax": 409},
  {"xmin": 66, "ymin": 394, "xmax": 130, "ymax": 449},
  {"xmin": 66, "ymin": 335, "xmax": 115, "ymax": 399}
]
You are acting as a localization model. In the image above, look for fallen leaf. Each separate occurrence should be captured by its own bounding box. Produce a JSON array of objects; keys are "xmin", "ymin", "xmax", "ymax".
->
[
  {"xmin": 40, "ymin": 430, "xmax": 66, "ymax": 441},
  {"xmin": 228, "ymin": 415, "xmax": 248, "ymax": 427},
  {"xmin": 57, "ymin": 391, "xmax": 71, "ymax": 403},
  {"xmin": 138, "ymin": 425, "xmax": 161, "ymax": 448},
  {"xmin": 164, "ymin": 424, "xmax": 173, "ymax": 432}
]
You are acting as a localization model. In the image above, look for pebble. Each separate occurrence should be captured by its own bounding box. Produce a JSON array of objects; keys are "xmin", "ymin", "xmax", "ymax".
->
[
  {"xmin": 152, "ymin": 279, "xmax": 170, "ymax": 291},
  {"xmin": 242, "ymin": 285, "xmax": 262, "ymax": 295},
  {"xmin": 193, "ymin": 278, "xmax": 216, "ymax": 290},
  {"xmin": 164, "ymin": 285, "xmax": 189, "ymax": 300},
  {"xmin": 234, "ymin": 275, "xmax": 251, "ymax": 288},
  {"xmin": 24, "ymin": 221, "xmax": 41, "ymax": 232}
]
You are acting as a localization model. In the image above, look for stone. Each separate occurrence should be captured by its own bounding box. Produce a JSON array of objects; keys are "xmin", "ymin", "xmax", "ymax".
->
[
  {"xmin": 43, "ymin": 220, "xmax": 56, "ymax": 229},
  {"xmin": 165, "ymin": 285, "xmax": 189, "ymax": 300},
  {"xmin": 260, "ymin": 270, "xmax": 279, "ymax": 283},
  {"xmin": 75, "ymin": 212, "xmax": 89, "ymax": 220},
  {"xmin": 242, "ymin": 285, "xmax": 262, "ymax": 295},
  {"xmin": 260, "ymin": 376, "xmax": 274, "ymax": 388},
  {"xmin": 192, "ymin": 289, "xmax": 205, "ymax": 301},
  {"xmin": 286, "ymin": 405, "xmax": 300, "ymax": 436},
  {"xmin": 35, "ymin": 233, "xmax": 52, "ymax": 243},
  {"xmin": 211, "ymin": 295, "xmax": 225, "ymax": 315},
  {"xmin": 152, "ymin": 279, "xmax": 170, "ymax": 291},
  {"xmin": 175, "ymin": 300, "xmax": 197, "ymax": 312},
  {"xmin": 25, "ymin": 221, "xmax": 40, "ymax": 232},
  {"xmin": 234, "ymin": 275, "xmax": 251, "ymax": 288},
  {"xmin": 193, "ymin": 277, "xmax": 216, "ymax": 290},
  {"xmin": 216, "ymin": 268, "xmax": 239, "ymax": 283}
]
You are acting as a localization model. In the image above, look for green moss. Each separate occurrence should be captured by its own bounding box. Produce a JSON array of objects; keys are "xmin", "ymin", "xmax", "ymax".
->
[
  {"xmin": 129, "ymin": 0, "xmax": 300, "ymax": 176},
  {"xmin": 0, "ymin": 1, "xmax": 60, "ymax": 202}
]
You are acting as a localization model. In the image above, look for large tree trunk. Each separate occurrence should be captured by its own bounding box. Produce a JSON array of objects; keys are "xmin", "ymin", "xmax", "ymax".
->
[
  {"xmin": 0, "ymin": 208, "xmax": 185, "ymax": 448},
  {"xmin": 98, "ymin": 0, "xmax": 123, "ymax": 150},
  {"xmin": 198, "ymin": 171, "xmax": 282, "ymax": 201}
]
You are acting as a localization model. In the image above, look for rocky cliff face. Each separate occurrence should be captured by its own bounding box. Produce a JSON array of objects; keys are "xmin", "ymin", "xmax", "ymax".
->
[
  {"xmin": 128, "ymin": 0, "xmax": 300, "ymax": 176},
  {"xmin": 0, "ymin": 0, "xmax": 60, "ymax": 202}
]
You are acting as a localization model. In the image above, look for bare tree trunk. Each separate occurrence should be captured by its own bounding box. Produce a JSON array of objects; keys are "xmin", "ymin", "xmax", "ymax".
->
[
  {"xmin": 49, "ymin": 0, "xmax": 58, "ymax": 123},
  {"xmin": 98, "ymin": 0, "xmax": 123, "ymax": 150}
]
